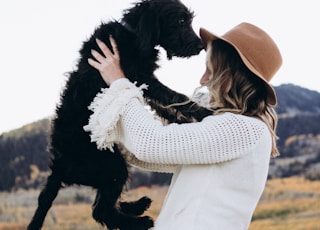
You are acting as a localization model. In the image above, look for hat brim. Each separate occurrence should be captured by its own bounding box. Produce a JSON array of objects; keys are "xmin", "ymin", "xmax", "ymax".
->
[{"xmin": 199, "ymin": 27, "xmax": 277, "ymax": 105}]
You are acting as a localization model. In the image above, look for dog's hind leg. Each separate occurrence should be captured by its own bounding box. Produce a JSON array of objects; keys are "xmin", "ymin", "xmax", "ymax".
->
[
  {"xmin": 27, "ymin": 172, "xmax": 61, "ymax": 230},
  {"xmin": 92, "ymin": 186, "xmax": 153, "ymax": 230},
  {"xmin": 92, "ymin": 186, "xmax": 122, "ymax": 229}
]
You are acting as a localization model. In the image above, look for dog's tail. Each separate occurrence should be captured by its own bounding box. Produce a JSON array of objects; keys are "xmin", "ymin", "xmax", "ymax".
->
[{"xmin": 27, "ymin": 172, "xmax": 61, "ymax": 230}]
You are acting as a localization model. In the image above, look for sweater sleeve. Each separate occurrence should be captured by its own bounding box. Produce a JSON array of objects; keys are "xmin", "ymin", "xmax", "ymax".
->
[
  {"xmin": 120, "ymin": 148, "xmax": 178, "ymax": 173},
  {"xmin": 83, "ymin": 78, "xmax": 147, "ymax": 151},
  {"xmin": 84, "ymin": 78, "xmax": 177, "ymax": 173},
  {"xmin": 85, "ymin": 79, "xmax": 269, "ymax": 165},
  {"xmin": 118, "ymin": 99, "xmax": 268, "ymax": 164}
]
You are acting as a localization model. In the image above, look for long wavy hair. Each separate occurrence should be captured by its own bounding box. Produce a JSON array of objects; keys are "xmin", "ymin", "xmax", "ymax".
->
[{"xmin": 204, "ymin": 39, "xmax": 279, "ymax": 157}]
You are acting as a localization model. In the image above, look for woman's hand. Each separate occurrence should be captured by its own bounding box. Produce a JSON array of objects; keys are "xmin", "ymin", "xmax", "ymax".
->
[{"xmin": 88, "ymin": 36, "xmax": 125, "ymax": 85}]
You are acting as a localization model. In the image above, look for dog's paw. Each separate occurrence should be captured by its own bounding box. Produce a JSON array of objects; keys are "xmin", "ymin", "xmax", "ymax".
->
[
  {"xmin": 120, "ymin": 196, "xmax": 152, "ymax": 216},
  {"xmin": 137, "ymin": 216, "xmax": 154, "ymax": 230},
  {"xmin": 136, "ymin": 196, "xmax": 152, "ymax": 210}
]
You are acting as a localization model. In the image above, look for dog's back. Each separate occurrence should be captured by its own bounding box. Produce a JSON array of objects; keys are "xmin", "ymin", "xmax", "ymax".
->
[
  {"xmin": 49, "ymin": 20, "xmax": 160, "ymax": 184},
  {"xmin": 28, "ymin": 20, "xmax": 156, "ymax": 230},
  {"xmin": 28, "ymin": 0, "xmax": 210, "ymax": 229}
]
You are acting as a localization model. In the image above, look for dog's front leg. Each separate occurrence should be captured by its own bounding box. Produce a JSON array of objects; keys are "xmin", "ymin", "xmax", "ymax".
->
[{"xmin": 143, "ymin": 78, "xmax": 212, "ymax": 123}]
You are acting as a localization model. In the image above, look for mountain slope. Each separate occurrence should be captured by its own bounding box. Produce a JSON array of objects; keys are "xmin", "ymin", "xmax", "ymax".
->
[{"xmin": 0, "ymin": 84, "xmax": 320, "ymax": 191}]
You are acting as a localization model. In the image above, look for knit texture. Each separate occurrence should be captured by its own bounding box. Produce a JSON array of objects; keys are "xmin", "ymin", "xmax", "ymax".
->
[
  {"xmin": 84, "ymin": 78, "xmax": 272, "ymax": 229},
  {"xmin": 84, "ymin": 78, "xmax": 268, "ymax": 169},
  {"xmin": 121, "ymin": 100, "xmax": 266, "ymax": 164},
  {"xmin": 84, "ymin": 79, "xmax": 177, "ymax": 173},
  {"xmin": 84, "ymin": 79, "xmax": 148, "ymax": 151}
]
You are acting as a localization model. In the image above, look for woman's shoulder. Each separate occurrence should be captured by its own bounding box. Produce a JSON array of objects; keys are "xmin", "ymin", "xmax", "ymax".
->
[
  {"xmin": 203, "ymin": 112, "xmax": 268, "ymax": 132},
  {"xmin": 201, "ymin": 112, "xmax": 271, "ymax": 155}
]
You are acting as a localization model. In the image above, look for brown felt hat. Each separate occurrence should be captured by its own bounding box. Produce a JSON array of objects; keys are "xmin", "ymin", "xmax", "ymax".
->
[{"xmin": 200, "ymin": 22, "xmax": 282, "ymax": 105}]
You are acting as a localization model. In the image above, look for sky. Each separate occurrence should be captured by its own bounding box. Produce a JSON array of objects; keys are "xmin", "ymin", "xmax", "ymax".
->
[{"xmin": 0, "ymin": 0, "xmax": 319, "ymax": 134}]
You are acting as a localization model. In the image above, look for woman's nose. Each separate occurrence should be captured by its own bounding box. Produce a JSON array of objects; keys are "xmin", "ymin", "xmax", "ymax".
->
[{"xmin": 200, "ymin": 72, "xmax": 209, "ymax": 86}]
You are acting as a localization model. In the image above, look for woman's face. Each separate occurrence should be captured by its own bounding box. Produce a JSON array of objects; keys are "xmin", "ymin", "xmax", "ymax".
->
[
  {"xmin": 200, "ymin": 66, "xmax": 211, "ymax": 86},
  {"xmin": 200, "ymin": 49, "xmax": 212, "ymax": 86},
  {"xmin": 200, "ymin": 65, "xmax": 216, "ymax": 103}
]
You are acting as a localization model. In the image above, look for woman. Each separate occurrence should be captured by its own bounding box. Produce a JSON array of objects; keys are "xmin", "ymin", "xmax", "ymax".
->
[{"xmin": 84, "ymin": 22, "xmax": 282, "ymax": 229}]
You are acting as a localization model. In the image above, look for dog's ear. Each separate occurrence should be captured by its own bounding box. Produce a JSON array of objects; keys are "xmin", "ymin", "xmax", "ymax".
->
[{"xmin": 135, "ymin": 9, "xmax": 160, "ymax": 53}]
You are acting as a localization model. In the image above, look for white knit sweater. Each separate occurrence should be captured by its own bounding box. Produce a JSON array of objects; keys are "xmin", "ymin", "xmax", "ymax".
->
[{"xmin": 84, "ymin": 78, "xmax": 272, "ymax": 230}]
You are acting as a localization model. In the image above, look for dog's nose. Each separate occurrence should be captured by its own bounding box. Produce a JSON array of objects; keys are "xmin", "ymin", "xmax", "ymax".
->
[
  {"xmin": 199, "ymin": 43, "xmax": 204, "ymax": 50},
  {"xmin": 196, "ymin": 42, "xmax": 204, "ymax": 53}
]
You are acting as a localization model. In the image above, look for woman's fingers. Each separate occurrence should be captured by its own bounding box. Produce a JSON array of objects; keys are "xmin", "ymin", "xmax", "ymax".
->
[
  {"xmin": 87, "ymin": 36, "xmax": 122, "ymax": 84},
  {"xmin": 87, "ymin": 58, "xmax": 100, "ymax": 70},
  {"xmin": 91, "ymin": 49, "xmax": 106, "ymax": 64},
  {"xmin": 88, "ymin": 37, "xmax": 116, "ymax": 70},
  {"xmin": 87, "ymin": 36, "xmax": 124, "ymax": 85},
  {"xmin": 96, "ymin": 38, "xmax": 113, "ymax": 58}
]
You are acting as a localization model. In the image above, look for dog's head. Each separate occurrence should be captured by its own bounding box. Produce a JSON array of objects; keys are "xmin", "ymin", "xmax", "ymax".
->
[{"xmin": 122, "ymin": 0, "xmax": 203, "ymax": 59}]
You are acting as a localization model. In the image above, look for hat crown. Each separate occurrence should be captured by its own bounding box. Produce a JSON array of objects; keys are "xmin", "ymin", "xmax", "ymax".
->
[
  {"xmin": 221, "ymin": 23, "xmax": 282, "ymax": 83},
  {"xmin": 199, "ymin": 23, "xmax": 283, "ymax": 105}
]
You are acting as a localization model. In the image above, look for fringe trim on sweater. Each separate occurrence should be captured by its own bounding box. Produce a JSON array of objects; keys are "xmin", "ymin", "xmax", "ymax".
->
[{"xmin": 83, "ymin": 79, "xmax": 148, "ymax": 152}]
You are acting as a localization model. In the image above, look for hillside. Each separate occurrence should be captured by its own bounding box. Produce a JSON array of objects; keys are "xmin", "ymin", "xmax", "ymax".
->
[
  {"xmin": 269, "ymin": 84, "xmax": 320, "ymax": 180},
  {"xmin": 0, "ymin": 83, "xmax": 320, "ymax": 191},
  {"xmin": 275, "ymin": 84, "xmax": 320, "ymax": 114}
]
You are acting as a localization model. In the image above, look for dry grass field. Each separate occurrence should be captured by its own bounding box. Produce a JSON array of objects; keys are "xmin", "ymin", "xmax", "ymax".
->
[{"xmin": 0, "ymin": 177, "xmax": 319, "ymax": 230}]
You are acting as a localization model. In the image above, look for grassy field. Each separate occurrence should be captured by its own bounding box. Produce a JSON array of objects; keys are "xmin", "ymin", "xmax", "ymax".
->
[{"xmin": 0, "ymin": 177, "xmax": 319, "ymax": 230}]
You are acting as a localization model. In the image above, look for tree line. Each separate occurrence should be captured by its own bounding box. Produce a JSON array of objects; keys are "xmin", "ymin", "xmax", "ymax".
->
[{"xmin": 1, "ymin": 113, "xmax": 319, "ymax": 191}]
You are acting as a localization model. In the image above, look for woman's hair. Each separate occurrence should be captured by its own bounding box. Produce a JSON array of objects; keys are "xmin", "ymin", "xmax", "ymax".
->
[{"xmin": 205, "ymin": 39, "xmax": 279, "ymax": 157}]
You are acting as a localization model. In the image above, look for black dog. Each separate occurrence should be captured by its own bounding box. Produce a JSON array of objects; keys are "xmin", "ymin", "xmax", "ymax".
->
[{"xmin": 27, "ymin": 0, "xmax": 211, "ymax": 229}]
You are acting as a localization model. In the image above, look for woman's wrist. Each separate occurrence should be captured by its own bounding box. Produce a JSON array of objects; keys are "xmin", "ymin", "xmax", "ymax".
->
[
  {"xmin": 109, "ymin": 76, "xmax": 126, "ymax": 85},
  {"xmin": 109, "ymin": 78, "xmax": 130, "ymax": 87}
]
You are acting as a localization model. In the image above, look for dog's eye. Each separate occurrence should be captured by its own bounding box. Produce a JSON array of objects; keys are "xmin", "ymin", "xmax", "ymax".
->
[{"xmin": 178, "ymin": 19, "xmax": 185, "ymax": 25}]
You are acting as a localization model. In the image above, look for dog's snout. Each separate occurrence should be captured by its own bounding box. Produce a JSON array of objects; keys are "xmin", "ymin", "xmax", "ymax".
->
[
  {"xmin": 197, "ymin": 42, "xmax": 204, "ymax": 53},
  {"xmin": 191, "ymin": 38, "xmax": 204, "ymax": 55}
]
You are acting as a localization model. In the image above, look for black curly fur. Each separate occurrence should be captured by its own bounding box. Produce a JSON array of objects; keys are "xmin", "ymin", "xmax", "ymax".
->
[{"xmin": 27, "ymin": 0, "xmax": 212, "ymax": 229}]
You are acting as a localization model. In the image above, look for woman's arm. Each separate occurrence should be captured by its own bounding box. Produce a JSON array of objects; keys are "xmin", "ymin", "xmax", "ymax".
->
[
  {"xmin": 118, "ymin": 95, "xmax": 268, "ymax": 165},
  {"xmin": 121, "ymin": 148, "xmax": 178, "ymax": 173},
  {"xmin": 83, "ymin": 78, "xmax": 177, "ymax": 172},
  {"xmin": 85, "ymin": 79, "xmax": 269, "ymax": 165}
]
